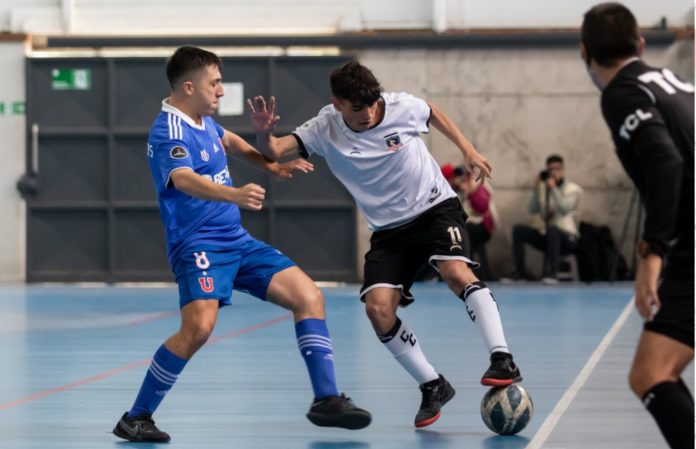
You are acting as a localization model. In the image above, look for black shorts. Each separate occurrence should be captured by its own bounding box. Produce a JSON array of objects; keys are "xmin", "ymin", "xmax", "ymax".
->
[
  {"xmin": 360, "ymin": 197, "xmax": 478, "ymax": 306},
  {"xmin": 644, "ymin": 279, "xmax": 694, "ymax": 348}
]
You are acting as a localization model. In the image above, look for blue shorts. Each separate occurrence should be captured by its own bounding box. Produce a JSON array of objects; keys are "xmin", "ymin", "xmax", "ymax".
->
[{"xmin": 172, "ymin": 238, "xmax": 296, "ymax": 309}]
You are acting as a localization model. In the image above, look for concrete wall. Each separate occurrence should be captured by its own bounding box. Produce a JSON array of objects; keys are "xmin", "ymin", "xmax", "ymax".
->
[
  {"xmin": 0, "ymin": 36, "xmax": 691, "ymax": 282},
  {"xmin": 0, "ymin": 37, "xmax": 27, "ymax": 282},
  {"xmin": 357, "ymin": 39, "xmax": 693, "ymax": 278},
  {"xmin": 0, "ymin": 0, "xmax": 691, "ymax": 34}
]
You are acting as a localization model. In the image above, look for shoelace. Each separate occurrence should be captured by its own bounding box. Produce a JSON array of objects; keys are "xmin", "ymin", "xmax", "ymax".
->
[{"xmin": 132, "ymin": 415, "xmax": 158, "ymax": 431}]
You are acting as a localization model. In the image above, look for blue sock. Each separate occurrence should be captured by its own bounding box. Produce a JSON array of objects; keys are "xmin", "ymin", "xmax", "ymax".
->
[
  {"xmin": 128, "ymin": 345, "xmax": 187, "ymax": 418},
  {"xmin": 295, "ymin": 318, "xmax": 339, "ymax": 400}
]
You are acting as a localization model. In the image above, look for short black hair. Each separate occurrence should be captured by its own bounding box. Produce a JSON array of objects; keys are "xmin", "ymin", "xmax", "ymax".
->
[
  {"xmin": 330, "ymin": 61, "xmax": 383, "ymax": 106},
  {"xmin": 581, "ymin": 3, "xmax": 640, "ymax": 67},
  {"xmin": 166, "ymin": 46, "xmax": 222, "ymax": 89},
  {"xmin": 546, "ymin": 154, "xmax": 564, "ymax": 165}
]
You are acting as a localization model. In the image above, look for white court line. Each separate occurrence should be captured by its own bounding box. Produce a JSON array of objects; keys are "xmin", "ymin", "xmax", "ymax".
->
[{"xmin": 525, "ymin": 297, "xmax": 635, "ymax": 449}]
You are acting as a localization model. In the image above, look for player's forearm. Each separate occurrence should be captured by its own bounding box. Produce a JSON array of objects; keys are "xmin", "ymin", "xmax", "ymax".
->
[
  {"xmin": 254, "ymin": 133, "xmax": 284, "ymax": 161},
  {"xmin": 171, "ymin": 170, "xmax": 236, "ymax": 203},
  {"xmin": 229, "ymin": 144, "xmax": 279, "ymax": 175},
  {"xmin": 640, "ymin": 152, "xmax": 683, "ymax": 257},
  {"xmin": 429, "ymin": 104, "xmax": 477, "ymax": 159},
  {"xmin": 624, "ymin": 127, "xmax": 684, "ymax": 256}
]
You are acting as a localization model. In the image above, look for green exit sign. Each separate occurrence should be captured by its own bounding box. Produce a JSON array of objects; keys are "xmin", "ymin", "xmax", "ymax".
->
[{"xmin": 51, "ymin": 68, "xmax": 92, "ymax": 90}]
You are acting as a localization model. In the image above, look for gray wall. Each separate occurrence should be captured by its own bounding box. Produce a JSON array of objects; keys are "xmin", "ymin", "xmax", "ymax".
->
[
  {"xmin": 0, "ymin": 38, "xmax": 26, "ymax": 282},
  {"xmin": 1, "ymin": 36, "xmax": 692, "ymax": 282},
  {"xmin": 358, "ymin": 39, "xmax": 693, "ymax": 278},
  {"xmin": 1, "ymin": 0, "xmax": 691, "ymax": 34}
]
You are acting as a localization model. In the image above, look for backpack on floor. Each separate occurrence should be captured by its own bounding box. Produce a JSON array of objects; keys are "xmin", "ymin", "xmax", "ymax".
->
[{"xmin": 576, "ymin": 222, "xmax": 629, "ymax": 282}]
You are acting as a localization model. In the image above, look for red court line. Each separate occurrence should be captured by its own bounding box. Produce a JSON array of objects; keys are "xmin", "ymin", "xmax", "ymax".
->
[
  {"xmin": 127, "ymin": 310, "xmax": 179, "ymax": 327},
  {"xmin": 0, "ymin": 313, "xmax": 292, "ymax": 411}
]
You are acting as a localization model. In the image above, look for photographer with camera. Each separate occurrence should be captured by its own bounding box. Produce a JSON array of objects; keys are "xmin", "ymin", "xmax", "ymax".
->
[{"xmin": 501, "ymin": 154, "xmax": 583, "ymax": 284}]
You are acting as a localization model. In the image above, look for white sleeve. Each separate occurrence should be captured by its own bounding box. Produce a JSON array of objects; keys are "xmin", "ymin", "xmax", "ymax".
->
[
  {"xmin": 393, "ymin": 92, "xmax": 431, "ymax": 134},
  {"xmin": 293, "ymin": 113, "xmax": 327, "ymax": 157}
]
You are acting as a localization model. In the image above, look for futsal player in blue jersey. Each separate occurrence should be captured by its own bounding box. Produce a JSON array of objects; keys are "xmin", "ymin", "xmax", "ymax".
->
[{"xmin": 112, "ymin": 46, "xmax": 371, "ymax": 443}]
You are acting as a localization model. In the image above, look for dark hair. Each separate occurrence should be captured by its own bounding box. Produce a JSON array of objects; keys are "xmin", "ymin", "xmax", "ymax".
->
[
  {"xmin": 581, "ymin": 3, "xmax": 640, "ymax": 67},
  {"xmin": 546, "ymin": 154, "xmax": 564, "ymax": 165},
  {"xmin": 166, "ymin": 46, "xmax": 222, "ymax": 88},
  {"xmin": 330, "ymin": 61, "xmax": 383, "ymax": 106}
]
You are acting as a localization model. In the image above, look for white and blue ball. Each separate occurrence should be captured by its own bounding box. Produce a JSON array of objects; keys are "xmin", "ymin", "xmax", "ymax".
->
[{"xmin": 480, "ymin": 384, "xmax": 533, "ymax": 435}]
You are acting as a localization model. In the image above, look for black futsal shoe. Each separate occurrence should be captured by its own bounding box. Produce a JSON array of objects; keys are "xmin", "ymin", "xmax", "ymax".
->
[
  {"xmin": 481, "ymin": 351, "xmax": 523, "ymax": 387},
  {"xmin": 307, "ymin": 393, "xmax": 372, "ymax": 430},
  {"xmin": 113, "ymin": 411, "xmax": 171, "ymax": 443},
  {"xmin": 415, "ymin": 374, "xmax": 456, "ymax": 428}
]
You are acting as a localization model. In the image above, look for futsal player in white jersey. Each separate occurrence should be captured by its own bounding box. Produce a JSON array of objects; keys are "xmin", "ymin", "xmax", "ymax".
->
[{"xmin": 248, "ymin": 61, "xmax": 523, "ymax": 428}]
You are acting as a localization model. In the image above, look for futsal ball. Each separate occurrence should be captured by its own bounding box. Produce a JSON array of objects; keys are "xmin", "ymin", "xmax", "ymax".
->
[{"xmin": 480, "ymin": 384, "xmax": 533, "ymax": 435}]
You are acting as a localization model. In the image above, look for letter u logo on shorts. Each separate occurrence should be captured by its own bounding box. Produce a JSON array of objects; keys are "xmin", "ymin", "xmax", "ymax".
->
[
  {"xmin": 194, "ymin": 252, "xmax": 210, "ymax": 270},
  {"xmin": 198, "ymin": 276, "xmax": 214, "ymax": 293}
]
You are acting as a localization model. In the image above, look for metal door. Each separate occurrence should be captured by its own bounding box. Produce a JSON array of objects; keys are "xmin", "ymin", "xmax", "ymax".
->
[{"xmin": 22, "ymin": 55, "xmax": 356, "ymax": 282}]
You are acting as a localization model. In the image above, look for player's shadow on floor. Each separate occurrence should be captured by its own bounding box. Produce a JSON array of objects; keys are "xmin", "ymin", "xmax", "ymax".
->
[
  {"xmin": 308, "ymin": 441, "xmax": 370, "ymax": 449},
  {"xmin": 115, "ymin": 442, "xmax": 162, "ymax": 448},
  {"xmin": 482, "ymin": 434, "xmax": 530, "ymax": 449},
  {"xmin": 416, "ymin": 428, "xmax": 493, "ymax": 448}
]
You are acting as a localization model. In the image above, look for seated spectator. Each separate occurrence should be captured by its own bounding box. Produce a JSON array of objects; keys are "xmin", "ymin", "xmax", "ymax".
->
[
  {"xmin": 501, "ymin": 154, "xmax": 583, "ymax": 284},
  {"xmin": 444, "ymin": 164, "xmax": 498, "ymax": 279}
]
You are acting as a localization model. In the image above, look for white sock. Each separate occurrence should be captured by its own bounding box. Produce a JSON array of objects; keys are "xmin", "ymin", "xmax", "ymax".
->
[
  {"xmin": 461, "ymin": 282, "xmax": 510, "ymax": 354},
  {"xmin": 379, "ymin": 317, "xmax": 439, "ymax": 385}
]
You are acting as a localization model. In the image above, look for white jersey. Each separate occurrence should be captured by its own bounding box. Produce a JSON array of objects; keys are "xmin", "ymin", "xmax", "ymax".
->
[{"xmin": 293, "ymin": 92, "xmax": 456, "ymax": 230}]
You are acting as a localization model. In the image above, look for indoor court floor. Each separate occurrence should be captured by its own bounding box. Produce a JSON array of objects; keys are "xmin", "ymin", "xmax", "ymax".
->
[{"xmin": 0, "ymin": 282, "xmax": 691, "ymax": 449}]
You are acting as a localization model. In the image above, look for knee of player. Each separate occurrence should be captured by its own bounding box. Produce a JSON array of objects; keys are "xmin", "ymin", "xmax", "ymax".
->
[
  {"xmin": 364, "ymin": 300, "xmax": 395, "ymax": 324},
  {"xmin": 184, "ymin": 322, "xmax": 215, "ymax": 348},
  {"xmin": 440, "ymin": 265, "xmax": 476, "ymax": 290},
  {"xmin": 299, "ymin": 285, "xmax": 325, "ymax": 312}
]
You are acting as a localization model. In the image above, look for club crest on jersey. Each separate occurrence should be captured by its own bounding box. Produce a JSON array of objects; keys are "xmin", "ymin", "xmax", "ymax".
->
[
  {"xmin": 198, "ymin": 276, "xmax": 214, "ymax": 293},
  {"xmin": 200, "ymin": 149, "xmax": 210, "ymax": 161},
  {"xmin": 298, "ymin": 117, "xmax": 319, "ymax": 131},
  {"xmin": 170, "ymin": 146, "xmax": 188, "ymax": 159},
  {"xmin": 194, "ymin": 252, "xmax": 210, "ymax": 269},
  {"xmin": 384, "ymin": 132, "xmax": 403, "ymax": 151}
]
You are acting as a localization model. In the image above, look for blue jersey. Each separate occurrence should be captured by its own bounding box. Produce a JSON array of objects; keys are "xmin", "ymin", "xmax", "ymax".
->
[{"xmin": 148, "ymin": 101, "xmax": 251, "ymax": 264}]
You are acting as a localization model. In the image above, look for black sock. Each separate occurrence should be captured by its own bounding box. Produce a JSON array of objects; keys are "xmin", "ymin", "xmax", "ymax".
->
[
  {"xmin": 642, "ymin": 381, "xmax": 695, "ymax": 449},
  {"xmin": 677, "ymin": 377, "xmax": 694, "ymax": 405},
  {"xmin": 377, "ymin": 317, "xmax": 402, "ymax": 343}
]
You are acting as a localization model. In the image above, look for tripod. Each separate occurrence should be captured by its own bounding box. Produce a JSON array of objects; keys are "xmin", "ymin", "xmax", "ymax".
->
[{"xmin": 610, "ymin": 188, "xmax": 642, "ymax": 282}]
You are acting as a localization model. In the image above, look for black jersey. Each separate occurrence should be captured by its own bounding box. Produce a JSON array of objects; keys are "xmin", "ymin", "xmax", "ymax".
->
[{"xmin": 600, "ymin": 59, "xmax": 694, "ymax": 281}]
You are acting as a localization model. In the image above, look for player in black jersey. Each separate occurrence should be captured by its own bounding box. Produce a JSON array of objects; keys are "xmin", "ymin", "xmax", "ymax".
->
[{"xmin": 581, "ymin": 4, "xmax": 694, "ymax": 449}]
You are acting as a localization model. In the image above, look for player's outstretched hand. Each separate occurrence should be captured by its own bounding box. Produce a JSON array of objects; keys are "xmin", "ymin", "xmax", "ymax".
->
[
  {"xmin": 232, "ymin": 183, "xmax": 266, "ymax": 210},
  {"xmin": 247, "ymin": 95, "xmax": 279, "ymax": 134},
  {"xmin": 466, "ymin": 151, "xmax": 493, "ymax": 184},
  {"xmin": 634, "ymin": 254, "xmax": 662, "ymax": 321},
  {"xmin": 273, "ymin": 158, "xmax": 314, "ymax": 181}
]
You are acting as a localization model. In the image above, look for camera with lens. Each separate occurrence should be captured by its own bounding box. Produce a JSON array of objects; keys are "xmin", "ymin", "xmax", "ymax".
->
[
  {"xmin": 539, "ymin": 169, "xmax": 551, "ymax": 181},
  {"xmin": 454, "ymin": 166, "xmax": 468, "ymax": 178}
]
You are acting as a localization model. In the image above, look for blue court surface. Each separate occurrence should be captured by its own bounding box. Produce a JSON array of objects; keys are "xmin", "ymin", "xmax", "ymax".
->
[{"xmin": 0, "ymin": 282, "xmax": 688, "ymax": 448}]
